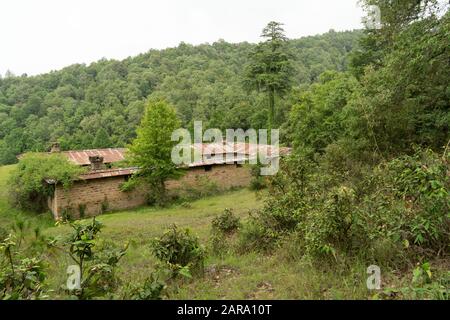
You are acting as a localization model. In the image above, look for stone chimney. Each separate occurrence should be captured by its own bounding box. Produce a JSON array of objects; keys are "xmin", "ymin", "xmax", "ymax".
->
[
  {"xmin": 50, "ymin": 142, "xmax": 61, "ymax": 153},
  {"xmin": 88, "ymin": 155, "xmax": 104, "ymax": 171}
]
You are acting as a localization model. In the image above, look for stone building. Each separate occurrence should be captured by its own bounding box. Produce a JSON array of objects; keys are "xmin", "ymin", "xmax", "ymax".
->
[{"xmin": 45, "ymin": 142, "xmax": 290, "ymax": 220}]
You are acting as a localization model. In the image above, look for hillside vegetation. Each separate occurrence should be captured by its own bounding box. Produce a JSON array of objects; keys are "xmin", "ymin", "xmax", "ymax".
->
[{"xmin": 0, "ymin": 30, "xmax": 361, "ymax": 164}]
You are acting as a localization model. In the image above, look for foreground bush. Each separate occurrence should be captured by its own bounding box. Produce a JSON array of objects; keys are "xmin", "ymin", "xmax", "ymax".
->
[
  {"xmin": 0, "ymin": 254, "xmax": 47, "ymax": 300},
  {"xmin": 354, "ymin": 148, "xmax": 450, "ymax": 256},
  {"xmin": 126, "ymin": 271, "xmax": 167, "ymax": 300},
  {"xmin": 123, "ymin": 224, "xmax": 207, "ymax": 300},
  {"xmin": 151, "ymin": 224, "xmax": 205, "ymax": 277},
  {"xmin": 211, "ymin": 208, "xmax": 241, "ymax": 235},
  {"xmin": 0, "ymin": 224, "xmax": 50, "ymax": 300},
  {"xmin": 376, "ymin": 262, "xmax": 449, "ymax": 300},
  {"xmin": 239, "ymin": 148, "xmax": 449, "ymax": 263},
  {"xmin": 210, "ymin": 209, "xmax": 241, "ymax": 255},
  {"xmin": 62, "ymin": 218, "xmax": 128, "ymax": 299}
]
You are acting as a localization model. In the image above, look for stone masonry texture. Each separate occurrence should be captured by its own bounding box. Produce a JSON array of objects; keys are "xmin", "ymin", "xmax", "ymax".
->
[{"xmin": 49, "ymin": 163, "xmax": 252, "ymax": 220}]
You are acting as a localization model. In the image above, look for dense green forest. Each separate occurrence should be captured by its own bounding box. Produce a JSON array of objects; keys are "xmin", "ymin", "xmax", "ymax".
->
[{"xmin": 0, "ymin": 30, "xmax": 360, "ymax": 164}]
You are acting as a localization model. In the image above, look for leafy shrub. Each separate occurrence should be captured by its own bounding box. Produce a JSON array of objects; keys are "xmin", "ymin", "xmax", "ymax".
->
[
  {"xmin": 127, "ymin": 270, "xmax": 168, "ymax": 300},
  {"xmin": 378, "ymin": 262, "xmax": 449, "ymax": 300},
  {"xmin": 211, "ymin": 209, "xmax": 241, "ymax": 235},
  {"xmin": 239, "ymin": 148, "xmax": 449, "ymax": 263},
  {"xmin": 238, "ymin": 211, "xmax": 279, "ymax": 253},
  {"xmin": 210, "ymin": 209, "xmax": 241, "ymax": 255},
  {"xmin": 62, "ymin": 218, "xmax": 128, "ymax": 299},
  {"xmin": 210, "ymin": 233, "xmax": 227, "ymax": 256},
  {"xmin": 85, "ymin": 241, "xmax": 128, "ymax": 298},
  {"xmin": 151, "ymin": 224, "xmax": 205, "ymax": 277},
  {"xmin": 8, "ymin": 153, "xmax": 85, "ymax": 212},
  {"xmin": 236, "ymin": 156, "xmax": 314, "ymax": 252},
  {"xmin": 301, "ymin": 186, "xmax": 355, "ymax": 258},
  {"xmin": 249, "ymin": 176, "xmax": 266, "ymax": 191},
  {"xmin": 388, "ymin": 149, "xmax": 449, "ymax": 250},
  {"xmin": 354, "ymin": 148, "xmax": 450, "ymax": 257},
  {"xmin": 249, "ymin": 164, "xmax": 267, "ymax": 190},
  {"xmin": 0, "ymin": 256, "xmax": 47, "ymax": 300},
  {"xmin": 0, "ymin": 234, "xmax": 48, "ymax": 300}
]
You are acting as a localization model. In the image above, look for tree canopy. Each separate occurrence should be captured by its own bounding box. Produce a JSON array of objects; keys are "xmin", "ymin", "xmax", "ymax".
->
[
  {"xmin": 0, "ymin": 30, "xmax": 361, "ymax": 164},
  {"xmin": 126, "ymin": 98, "xmax": 181, "ymax": 203}
]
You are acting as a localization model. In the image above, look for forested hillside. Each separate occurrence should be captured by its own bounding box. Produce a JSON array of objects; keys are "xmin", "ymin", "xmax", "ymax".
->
[{"xmin": 0, "ymin": 30, "xmax": 361, "ymax": 164}]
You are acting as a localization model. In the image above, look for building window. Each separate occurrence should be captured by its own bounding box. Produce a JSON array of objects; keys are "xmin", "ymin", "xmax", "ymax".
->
[{"xmin": 204, "ymin": 165, "xmax": 212, "ymax": 172}]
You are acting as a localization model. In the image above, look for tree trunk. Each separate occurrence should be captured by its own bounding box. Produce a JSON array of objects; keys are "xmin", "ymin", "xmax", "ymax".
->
[{"xmin": 268, "ymin": 88, "xmax": 275, "ymax": 143}]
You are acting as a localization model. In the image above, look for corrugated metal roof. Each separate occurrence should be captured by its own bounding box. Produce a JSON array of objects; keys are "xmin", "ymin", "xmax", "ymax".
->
[
  {"xmin": 191, "ymin": 142, "xmax": 291, "ymax": 157},
  {"xmin": 44, "ymin": 167, "xmax": 139, "ymax": 183},
  {"xmin": 40, "ymin": 143, "xmax": 291, "ymax": 182},
  {"xmin": 57, "ymin": 144, "xmax": 290, "ymax": 166},
  {"xmin": 78, "ymin": 167, "xmax": 139, "ymax": 180},
  {"xmin": 63, "ymin": 148, "xmax": 127, "ymax": 166}
]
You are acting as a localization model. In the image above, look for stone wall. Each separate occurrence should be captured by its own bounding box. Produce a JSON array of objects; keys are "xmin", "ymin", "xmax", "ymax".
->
[
  {"xmin": 49, "ymin": 176, "xmax": 147, "ymax": 220},
  {"xmin": 49, "ymin": 163, "xmax": 252, "ymax": 220},
  {"xmin": 166, "ymin": 163, "xmax": 252, "ymax": 190}
]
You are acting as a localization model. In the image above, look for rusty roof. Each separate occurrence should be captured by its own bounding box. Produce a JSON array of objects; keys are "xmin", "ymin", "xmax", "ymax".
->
[
  {"xmin": 56, "ymin": 144, "xmax": 290, "ymax": 166},
  {"xmin": 190, "ymin": 142, "xmax": 291, "ymax": 156},
  {"xmin": 78, "ymin": 167, "xmax": 139, "ymax": 180},
  {"xmin": 45, "ymin": 167, "xmax": 139, "ymax": 183},
  {"xmin": 41, "ymin": 143, "xmax": 291, "ymax": 182},
  {"xmin": 18, "ymin": 142, "xmax": 291, "ymax": 163},
  {"xmin": 62, "ymin": 148, "xmax": 127, "ymax": 166}
]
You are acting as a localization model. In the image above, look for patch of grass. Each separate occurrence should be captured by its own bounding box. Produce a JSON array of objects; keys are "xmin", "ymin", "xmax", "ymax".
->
[
  {"xmin": 43, "ymin": 188, "xmax": 265, "ymax": 297},
  {"xmin": 174, "ymin": 250, "xmax": 374, "ymax": 300}
]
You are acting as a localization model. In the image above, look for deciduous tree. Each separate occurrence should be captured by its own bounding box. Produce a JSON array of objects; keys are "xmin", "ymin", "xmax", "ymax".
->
[{"xmin": 126, "ymin": 98, "xmax": 181, "ymax": 204}]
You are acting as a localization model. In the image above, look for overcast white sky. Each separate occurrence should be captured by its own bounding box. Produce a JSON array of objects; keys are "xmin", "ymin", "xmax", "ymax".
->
[{"xmin": 0, "ymin": 0, "xmax": 365, "ymax": 76}]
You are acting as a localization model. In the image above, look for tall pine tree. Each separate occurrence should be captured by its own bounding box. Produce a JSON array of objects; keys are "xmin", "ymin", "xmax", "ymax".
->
[{"xmin": 244, "ymin": 21, "xmax": 293, "ymax": 133}]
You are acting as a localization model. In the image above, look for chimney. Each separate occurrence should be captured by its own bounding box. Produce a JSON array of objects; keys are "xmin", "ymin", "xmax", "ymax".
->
[
  {"xmin": 50, "ymin": 142, "xmax": 61, "ymax": 153},
  {"xmin": 89, "ymin": 155, "xmax": 104, "ymax": 171}
]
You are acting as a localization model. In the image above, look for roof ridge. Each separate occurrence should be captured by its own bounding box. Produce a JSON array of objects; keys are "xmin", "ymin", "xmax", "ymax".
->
[{"xmin": 62, "ymin": 147, "xmax": 127, "ymax": 153}]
